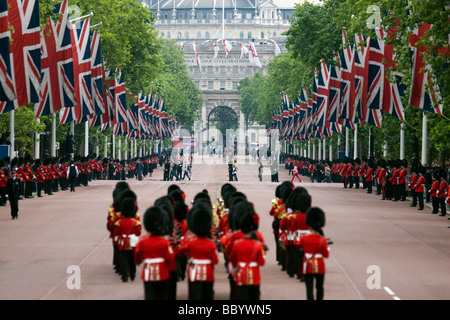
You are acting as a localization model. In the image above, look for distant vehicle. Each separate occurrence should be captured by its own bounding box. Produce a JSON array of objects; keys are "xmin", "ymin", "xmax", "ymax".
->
[{"xmin": 247, "ymin": 142, "xmax": 259, "ymax": 155}]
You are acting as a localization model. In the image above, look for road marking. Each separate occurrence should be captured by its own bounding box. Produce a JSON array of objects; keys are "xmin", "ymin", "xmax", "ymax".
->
[{"xmin": 383, "ymin": 286, "xmax": 401, "ymax": 300}]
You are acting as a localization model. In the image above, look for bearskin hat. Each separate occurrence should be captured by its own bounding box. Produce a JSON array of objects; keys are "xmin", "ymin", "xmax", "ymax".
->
[
  {"xmin": 286, "ymin": 189, "xmax": 311, "ymax": 213},
  {"xmin": 306, "ymin": 207, "xmax": 326, "ymax": 235},
  {"xmin": 188, "ymin": 202, "xmax": 212, "ymax": 238},
  {"xmin": 121, "ymin": 197, "xmax": 138, "ymax": 218},
  {"xmin": 237, "ymin": 202, "xmax": 259, "ymax": 234},
  {"xmin": 113, "ymin": 189, "xmax": 137, "ymax": 213},
  {"xmin": 143, "ymin": 206, "xmax": 167, "ymax": 236}
]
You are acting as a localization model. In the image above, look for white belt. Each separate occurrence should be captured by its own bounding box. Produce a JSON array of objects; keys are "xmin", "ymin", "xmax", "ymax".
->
[
  {"xmin": 238, "ymin": 262, "xmax": 258, "ymax": 268},
  {"xmin": 189, "ymin": 259, "xmax": 212, "ymax": 281},
  {"xmin": 295, "ymin": 230, "xmax": 310, "ymax": 241},
  {"xmin": 144, "ymin": 258, "xmax": 165, "ymax": 264},
  {"xmin": 143, "ymin": 258, "xmax": 165, "ymax": 281},
  {"xmin": 304, "ymin": 253, "xmax": 323, "ymax": 259}
]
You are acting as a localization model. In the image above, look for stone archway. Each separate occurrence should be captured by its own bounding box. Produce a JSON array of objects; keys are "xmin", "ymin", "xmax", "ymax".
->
[{"xmin": 207, "ymin": 106, "xmax": 239, "ymax": 148}]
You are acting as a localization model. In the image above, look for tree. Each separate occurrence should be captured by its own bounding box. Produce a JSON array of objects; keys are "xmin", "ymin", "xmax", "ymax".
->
[{"xmin": 152, "ymin": 39, "xmax": 203, "ymax": 130}]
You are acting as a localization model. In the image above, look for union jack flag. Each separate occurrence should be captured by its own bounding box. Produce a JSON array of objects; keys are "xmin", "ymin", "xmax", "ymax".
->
[
  {"xmin": 338, "ymin": 30, "xmax": 356, "ymax": 129},
  {"xmin": 353, "ymin": 34, "xmax": 382, "ymax": 128},
  {"xmin": 35, "ymin": 0, "xmax": 75, "ymax": 118},
  {"xmin": 280, "ymin": 93, "xmax": 290, "ymax": 140},
  {"xmin": 368, "ymin": 25, "xmax": 405, "ymax": 121},
  {"xmin": 0, "ymin": 0, "xmax": 15, "ymax": 103},
  {"xmin": 114, "ymin": 68, "xmax": 127, "ymax": 123},
  {"xmin": 408, "ymin": 22, "xmax": 443, "ymax": 115},
  {"xmin": 90, "ymin": 30, "xmax": 104, "ymax": 116},
  {"xmin": 298, "ymin": 88, "xmax": 309, "ymax": 139},
  {"xmin": 326, "ymin": 54, "xmax": 341, "ymax": 123},
  {"xmin": 71, "ymin": 18, "xmax": 94, "ymax": 121},
  {"xmin": 315, "ymin": 59, "xmax": 329, "ymax": 129},
  {"xmin": 8, "ymin": 0, "xmax": 41, "ymax": 107}
]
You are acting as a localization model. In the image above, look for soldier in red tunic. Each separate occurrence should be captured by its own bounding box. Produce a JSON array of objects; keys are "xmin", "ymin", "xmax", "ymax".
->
[
  {"xmin": 0, "ymin": 160, "xmax": 8, "ymax": 205},
  {"xmin": 398, "ymin": 160, "xmax": 408, "ymax": 201},
  {"xmin": 178, "ymin": 200, "xmax": 219, "ymax": 300},
  {"xmin": 229, "ymin": 205, "xmax": 266, "ymax": 300},
  {"xmin": 438, "ymin": 169, "xmax": 448, "ymax": 216},
  {"xmin": 429, "ymin": 171, "xmax": 440, "ymax": 214},
  {"xmin": 415, "ymin": 166, "xmax": 426, "ymax": 211},
  {"xmin": 113, "ymin": 197, "xmax": 142, "ymax": 282},
  {"xmin": 365, "ymin": 161, "xmax": 374, "ymax": 194},
  {"xmin": 135, "ymin": 206, "xmax": 175, "ymax": 300},
  {"xmin": 297, "ymin": 207, "xmax": 330, "ymax": 300},
  {"xmin": 409, "ymin": 166, "xmax": 419, "ymax": 207}
]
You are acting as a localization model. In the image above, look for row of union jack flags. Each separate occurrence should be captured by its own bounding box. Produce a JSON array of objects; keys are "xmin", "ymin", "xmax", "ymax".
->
[
  {"xmin": 271, "ymin": 23, "xmax": 444, "ymax": 142},
  {"xmin": 0, "ymin": 0, "xmax": 178, "ymax": 140}
]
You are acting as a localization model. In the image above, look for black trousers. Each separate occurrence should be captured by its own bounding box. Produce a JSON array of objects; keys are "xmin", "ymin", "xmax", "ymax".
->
[
  {"xmin": 237, "ymin": 285, "xmax": 260, "ymax": 300},
  {"xmin": 144, "ymin": 280, "xmax": 169, "ymax": 300},
  {"xmin": 439, "ymin": 197, "xmax": 447, "ymax": 215},
  {"xmin": 432, "ymin": 196, "xmax": 439, "ymax": 213},
  {"xmin": 417, "ymin": 191, "xmax": 424, "ymax": 209},
  {"xmin": 9, "ymin": 196, "xmax": 19, "ymax": 218},
  {"xmin": 120, "ymin": 250, "xmax": 136, "ymax": 281},
  {"xmin": 305, "ymin": 274, "xmax": 325, "ymax": 300},
  {"xmin": 189, "ymin": 281, "xmax": 214, "ymax": 300}
]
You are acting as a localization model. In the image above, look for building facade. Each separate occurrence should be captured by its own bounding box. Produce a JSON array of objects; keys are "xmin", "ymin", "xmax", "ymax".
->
[{"xmin": 138, "ymin": 0, "xmax": 297, "ymax": 146}]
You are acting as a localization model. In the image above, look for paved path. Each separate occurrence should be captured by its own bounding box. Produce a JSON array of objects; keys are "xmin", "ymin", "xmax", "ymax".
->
[{"xmin": 1, "ymin": 155, "xmax": 449, "ymax": 300}]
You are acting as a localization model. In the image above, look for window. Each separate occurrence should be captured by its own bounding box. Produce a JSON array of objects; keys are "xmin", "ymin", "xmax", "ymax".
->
[
  {"xmin": 246, "ymin": 13, "xmax": 252, "ymax": 19},
  {"xmin": 248, "ymin": 32, "xmax": 252, "ymax": 39},
  {"xmin": 177, "ymin": 32, "xmax": 182, "ymax": 39},
  {"xmin": 232, "ymin": 81, "xmax": 238, "ymax": 90},
  {"xmin": 167, "ymin": 32, "xmax": 171, "ymax": 39},
  {"xmin": 226, "ymin": 12, "xmax": 232, "ymax": 19},
  {"xmin": 205, "ymin": 31, "xmax": 210, "ymax": 39},
  {"xmin": 261, "ymin": 32, "xmax": 264, "ymax": 39},
  {"xmin": 185, "ymin": 31, "xmax": 189, "ymax": 39},
  {"xmin": 197, "ymin": 32, "xmax": 202, "ymax": 39},
  {"xmin": 208, "ymin": 81, "xmax": 214, "ymax": 90},
  {"xmin": 197, "ymin": 13, "xmax": 203, "ymax": 19},
  {"xmin": 240, "ymin": 32, "xmax": 244, "ymax": 39},
  {"xmin": 220, "ymin": 81, "xmax": 226, "ymax": 90},
  {"xmin": 160, "ymin": 32, "xmax": 164, "ymax": 38}
]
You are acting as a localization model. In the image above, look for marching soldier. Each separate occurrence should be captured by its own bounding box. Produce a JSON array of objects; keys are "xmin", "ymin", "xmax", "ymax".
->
[
  {"xmin": 409, "ymin": 166, "xmax": 419, "ymax": 207},
  {"xmin": 399, "ymin": 160, "xmax": 408, "ymax": 201},
  {"xmin": 438, "ymin": 169, "xmax": 448, "ymax": 216},
  {"xmin": 415, "ymin": 166, "xmax": 426, "ymax": 211},
  {"xmin": 430, "ymin": 170, "xmax": 440, "ymax": 214}
]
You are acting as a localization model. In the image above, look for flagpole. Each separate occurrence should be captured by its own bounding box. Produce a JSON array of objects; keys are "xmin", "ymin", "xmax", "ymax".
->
[
  {"xmin": 35, "ymin": 119, "xmax": 40, "ymax": 159},
  {"xmin": 421, "ymin": 113, "xmax": 428, "ymax": 165},
  {"xmin": 85, "ymin": 122, "xmax": 89, "ymax": 157},
  {"xmin": 70, "ymin": 122, "xmax": 75, "ymax": 160},
  {"xmin": 51, "ymin": 117, "xmax": 56, "ymax": 157},
  {"xmin": 345, "ymin": 127, "xmax": 349, "ymax": 157},
  {"xmin": 69, "ymin": 12, "xmax": 93, "ymax": 24},
  {"xmin": 400, "ymin": 122, "xmax": 405, "ymax": 160},
  {"xmin": 9, "ymin": 110, "xmax": 15, "ymax": 159},
  {"xmin": 353, "ymin": 125, "xmax": 358, "ymax": 160}
]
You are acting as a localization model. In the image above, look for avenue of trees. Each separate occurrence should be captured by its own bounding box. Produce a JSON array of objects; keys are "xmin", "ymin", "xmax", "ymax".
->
[
  {"xmin": 0, "ymin": 0, "xmax": 202, "ymax": 158},
  {"xmin": 239, "ymin": 0, "xmax": 449, "ymax": 166}
]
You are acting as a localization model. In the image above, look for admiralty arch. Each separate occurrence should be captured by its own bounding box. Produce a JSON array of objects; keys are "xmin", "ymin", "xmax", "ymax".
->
[{"xmin": 138, "ymin": 0, "xmax": 298, "ymax": 147}]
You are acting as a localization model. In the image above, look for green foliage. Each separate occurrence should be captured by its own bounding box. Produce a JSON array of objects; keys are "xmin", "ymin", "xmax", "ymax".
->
[{"xmin": 153, "ymin": 39, "xmax": 203, "ymax": 129}]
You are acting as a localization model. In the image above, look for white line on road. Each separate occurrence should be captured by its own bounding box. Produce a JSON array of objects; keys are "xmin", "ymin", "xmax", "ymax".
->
[{"xmin": 383, "ymin": 286, "xmax": 401, "ymax": 300}]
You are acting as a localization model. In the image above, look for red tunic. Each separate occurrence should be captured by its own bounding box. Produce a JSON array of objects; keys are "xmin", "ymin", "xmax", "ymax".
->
[
  {"xmin": 113, "ymin": 217, "xmax": 142, "ymax": 251},
  {"xmin": 398, "ymin": 169, "xmax": 407, "ymax": 184},
  {"xmin": 179, "ymin": 237, "xmax": 219, "ymax": 282},
  {"xmin": 430, "ymin": 181, "xmax": 440, "ymax": 197},
  {"xmin": 415, "ymin": 176, "xmax": 425, "ymax": 193},
  {"xmin": 409, "ymin": 174, "xmax": 418, "ymax": 190},
  {"xmin": 365, "ymin": 168, "xmax": 373, "ymax": 182},
  {"xmin": 439, "ymin": 181, "xmax": 448, "ymax": 198},
  {"xmin": 297, "ymin": 233, "xmax": 329, "ymax": 275},
  {"xmin": 134, "ymin": 234, "xmax": 175, "ymax": 282},
  {"xmin": 229, "ymin": 237, "xmax": 266, "ymax": 286}
]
